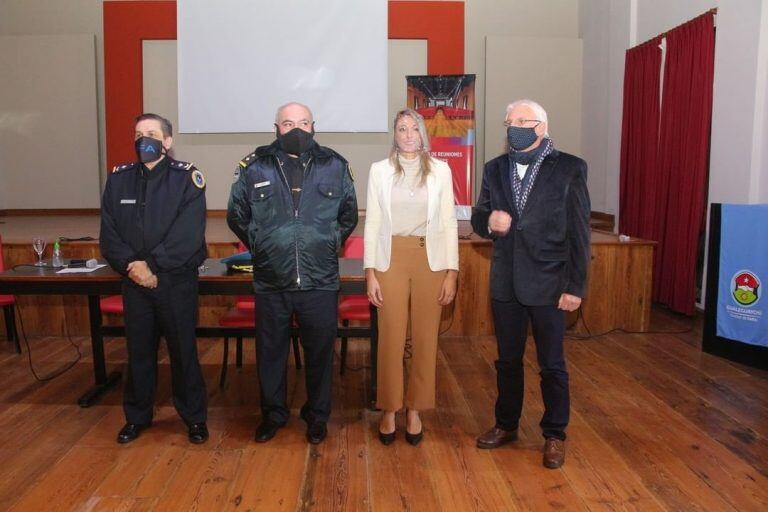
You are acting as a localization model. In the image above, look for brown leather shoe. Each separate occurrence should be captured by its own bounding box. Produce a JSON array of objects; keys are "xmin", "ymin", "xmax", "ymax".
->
[
  {"xmin": 543, "ymin": 438, "xmax": 565, "ymax": 469},
  {"xmin": 476, "ymin": 427, "xmax": 518, "ymax": 449}
]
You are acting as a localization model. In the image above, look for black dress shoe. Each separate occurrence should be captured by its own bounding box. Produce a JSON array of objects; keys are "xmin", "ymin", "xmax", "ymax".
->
[
  {"xmin": 405, "ymin": 430, "xmax": 423, "ymax": 446},
  {"xmin": 117, "ymin": 422, "xmax": 150, "ymax": 444},
  {"xmin": 188, "ymin": 423, "xmax": 209, "ymax": 444},
  {"xmin": 306, "ymin": 422, "xmax": 328, "ymax": 444},
  {"xmin": 378, "ymin": 430, "xmax": 396, "ymax": 445},
  {"xmin": 254, "ymin": 420, "xmax": 283, "ymax": 443}
]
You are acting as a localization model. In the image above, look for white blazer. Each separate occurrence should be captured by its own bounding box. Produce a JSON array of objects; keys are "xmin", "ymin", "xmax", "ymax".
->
[{"xmin": 364, "ymin": 157, "xmax": 459, "ymax": 272}]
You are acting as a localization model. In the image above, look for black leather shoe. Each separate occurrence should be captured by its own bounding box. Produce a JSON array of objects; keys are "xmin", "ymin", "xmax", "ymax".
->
[
  {"xmin": 117, "ymin": 422, "xmax": 150, "ymax": 444},
  {"xmin": 306, "ymin": 422, "xmax": 328, "ymax": 444},
  {"xmin": 379, "ymin": 430, "xmax": 396, "ymax": 445},
  {"xmin": 405, "ymin": 430, "xmax": 423, "ymax": 446},
  {"xmin": 254, "ymin": 420, "xmax": 283, "ymax": 443},
  {"xmin": 188, "ymin": 423, "xmax": 209, "ymax": 444}
]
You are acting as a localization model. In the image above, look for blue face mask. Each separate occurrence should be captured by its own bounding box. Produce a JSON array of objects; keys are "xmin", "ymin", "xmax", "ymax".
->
[
  {"xmin": 507, "ymin": 126, "xmax": 538, "ymax": 151},
  {"xmin": 134, "ymin": 136, "xmax": 165, "ymax": 163}
]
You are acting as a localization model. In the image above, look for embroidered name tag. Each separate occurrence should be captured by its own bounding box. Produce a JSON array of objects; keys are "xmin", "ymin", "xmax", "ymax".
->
[
  {"xmin": 120, "ymin": 199, "xmax": 136, "ymax": 204},
  {"xmin": 254, "ymin": 180, "xmax": 271, "ymax": 189}
]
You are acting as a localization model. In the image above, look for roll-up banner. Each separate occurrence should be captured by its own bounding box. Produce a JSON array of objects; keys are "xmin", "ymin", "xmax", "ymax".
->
[
  {"xmin": 703, "ymin": 204, "xmax": 768, "ymax": 369},
  {"xmin": 406, "ymin": 75, "xmax": 476, "ymax": 206}
]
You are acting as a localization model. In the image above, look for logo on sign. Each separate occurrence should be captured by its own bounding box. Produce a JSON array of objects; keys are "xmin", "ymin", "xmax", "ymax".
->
[{"xmin": 731, "ymin": 270, "xmax": 761, "ymax": 307}]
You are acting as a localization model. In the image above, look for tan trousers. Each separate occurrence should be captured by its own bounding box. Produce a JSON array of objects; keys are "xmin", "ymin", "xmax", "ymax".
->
[{"xmin": 375, "ymin": 236, "xmax": 446, "ymax": 411}]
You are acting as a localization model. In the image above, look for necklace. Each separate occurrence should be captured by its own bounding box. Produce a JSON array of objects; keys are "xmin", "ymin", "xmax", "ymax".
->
[{"xmin": 406, "ymin": 175, "xmax": 419, "ymax": 197}]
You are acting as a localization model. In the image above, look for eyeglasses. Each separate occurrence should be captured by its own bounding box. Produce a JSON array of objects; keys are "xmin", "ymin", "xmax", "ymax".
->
[
  {"xmin": 503, "ymin": 118, "xmax": 542, "ymax": 129},
  {"xmin": 278, "ymin": 119, "xmax": 313, "ymax": 130}
]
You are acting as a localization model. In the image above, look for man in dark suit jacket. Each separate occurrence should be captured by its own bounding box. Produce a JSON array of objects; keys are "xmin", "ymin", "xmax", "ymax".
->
[{"xmin": 471, "ymin": 99, "xmax": 590, "ymax": 469}]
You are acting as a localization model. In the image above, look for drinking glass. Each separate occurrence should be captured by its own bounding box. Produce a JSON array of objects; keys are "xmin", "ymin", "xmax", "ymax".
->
[{"xmin": 32, "ymin": 237, "xmax": 46, "ymax": 266}]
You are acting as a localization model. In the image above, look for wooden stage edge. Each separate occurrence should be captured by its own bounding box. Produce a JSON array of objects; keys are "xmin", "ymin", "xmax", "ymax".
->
[{"xmin": 1, "ymin": 213, "xmax": 646, "ymax": 338}]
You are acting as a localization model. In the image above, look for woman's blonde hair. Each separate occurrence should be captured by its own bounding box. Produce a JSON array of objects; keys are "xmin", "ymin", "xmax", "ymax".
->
[{"xmin": 389, "ymin": 108, "xmax": 432, "ymax": 185}]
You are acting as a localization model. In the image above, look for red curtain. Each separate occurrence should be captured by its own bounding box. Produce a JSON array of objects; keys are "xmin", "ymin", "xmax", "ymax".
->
[
  {"xmin": 619, "ymin": 12, "xmax": 715, "ymax": 315},
  {"xmin": 654, "ymin": 13, "xmax": 715, "ymax": 314},
  {"xmin": 619, "ymin": 37, "xmax": 662, "ymax": 240}
]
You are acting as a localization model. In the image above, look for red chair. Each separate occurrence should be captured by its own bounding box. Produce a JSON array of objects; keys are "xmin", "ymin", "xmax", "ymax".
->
[
  {"xmin": 0, "ymin": 236, "xmax": 20, "ymax": 353},
  {"xmin": 337, "ymin": 235, "xmax": 369, "ymax": 375},
  {"xmin": 99, "ymin": 294, "xmax": 124, "ymax": 314}
]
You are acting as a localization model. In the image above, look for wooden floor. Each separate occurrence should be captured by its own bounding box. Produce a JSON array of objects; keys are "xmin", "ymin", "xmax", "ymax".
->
[{"xmin": 0, "ymin": 308, "xmax": 767, "ymax": 511}]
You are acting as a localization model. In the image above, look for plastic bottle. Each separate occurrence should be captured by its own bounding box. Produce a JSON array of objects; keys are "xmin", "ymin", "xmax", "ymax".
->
[{"xmin": 52, "ymin": 239, "xmax": 63, "ymax": 267}]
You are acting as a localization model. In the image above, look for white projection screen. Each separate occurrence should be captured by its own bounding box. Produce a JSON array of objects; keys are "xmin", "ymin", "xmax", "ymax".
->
[{"xmin": 177, "ymin": 0, "xmax": 388, "ymax": 133}]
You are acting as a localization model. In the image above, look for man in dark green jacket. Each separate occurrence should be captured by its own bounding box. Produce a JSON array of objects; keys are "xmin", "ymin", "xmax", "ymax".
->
[{"xmin": 227, "ymin": 102, "xmax": 358, "ymax": 444}]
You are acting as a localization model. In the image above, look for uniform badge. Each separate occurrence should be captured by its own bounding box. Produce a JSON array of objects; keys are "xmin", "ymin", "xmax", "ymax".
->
[
  {"xmin": 347, "ymin": 165, "xmax": 355, "ymax": 181},
  {"xmin": 192, "ymin": 169, "xmax": 206, "ymax": 189},
  {"xmin": 233, "ymin": 167, "xmax": 240, "ymax": 183}
]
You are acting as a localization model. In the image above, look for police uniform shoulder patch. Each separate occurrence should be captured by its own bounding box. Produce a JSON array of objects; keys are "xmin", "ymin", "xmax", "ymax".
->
[
  {"xmin": 111, "ymin": 162, "xmax": 138, "ymax": 174},
  {"xmin": 347, "ymin": 165, "xmax": 355, "ymax": 181},
  {"xmin": 191, "ymin": 169, "xmax": 206, "ymax": 189},
  {"xmin": 233, "ymin": 167, "xmax": 241, "ymax": 183}
]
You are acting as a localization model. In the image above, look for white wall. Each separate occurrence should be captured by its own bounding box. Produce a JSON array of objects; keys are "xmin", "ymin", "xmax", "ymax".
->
[
  {"xmin": 0, "ymin": 34, "xmax": 100, "ymax": 208},
  {"xmin": 0, "ymin": 0, "xmax": 105, "ymax": 202},
  {"xmin": 579, "ymin": 0, "xmax": 632, "ymax": 217},
  {"xmin": 465, "ymin": 0, "xmax": 579, "ymax": 192},
  {"xmin": 484, "ymin": 36, "xmax": 583, "ymax": 161}
]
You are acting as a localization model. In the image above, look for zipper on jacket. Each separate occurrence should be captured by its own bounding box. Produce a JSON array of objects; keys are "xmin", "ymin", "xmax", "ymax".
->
[{"xmin": 275, "ymin": 155, "xmax": 313, "ymax": 288}]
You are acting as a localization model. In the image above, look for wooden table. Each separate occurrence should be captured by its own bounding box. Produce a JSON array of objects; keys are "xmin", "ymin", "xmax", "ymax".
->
[
  {"xmin": 452, "ymin": 226, "xmax": 657, "ymax": 336},
  {"xmin": 0, "ymin": 258, "xmax": 376, "ymax": 407}
]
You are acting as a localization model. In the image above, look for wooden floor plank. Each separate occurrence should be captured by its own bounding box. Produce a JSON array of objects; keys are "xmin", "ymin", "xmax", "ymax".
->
[
  {"xmin": 7, "ymin": 447, "xmax": 118, "ymax": 511},
  {"xmin": 225, "ymin": 445, "xmax": 308, "ymax": 511},
  {"xmin": 567, "ymin": 342, "xmax": 750, "ymax": 511},
  {"xmin": 577, "ymin": 339, "xmax": 768, "ymax": 510},
  {"xmin": 82, "ymin": 496, "xmax": 158, "ymax": 512}
]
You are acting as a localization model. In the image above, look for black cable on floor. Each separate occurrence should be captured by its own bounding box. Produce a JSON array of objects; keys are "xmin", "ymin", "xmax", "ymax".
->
[
  {"xmin": 565, "ymin": 307, "xmax": 695, "ymax": 340},
  {"xmin": 15, "ymin": 300, "xmax": 82, "ymax": 381}
]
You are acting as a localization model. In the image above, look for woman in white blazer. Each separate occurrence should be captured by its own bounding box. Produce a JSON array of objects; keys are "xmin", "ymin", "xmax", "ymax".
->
[{"xmin": 364, "ymin": 108, "xmax": 459, "ymax": 446}]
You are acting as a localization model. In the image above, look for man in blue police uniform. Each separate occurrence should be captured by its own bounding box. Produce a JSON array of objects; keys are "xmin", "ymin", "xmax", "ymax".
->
[
  {"xmin": 100, "ymin": 113, "xmax": 209, "ymax": 444},
  {"xmin": 227, "ymin": 102, "xmax": 358, "ymax": 444}
]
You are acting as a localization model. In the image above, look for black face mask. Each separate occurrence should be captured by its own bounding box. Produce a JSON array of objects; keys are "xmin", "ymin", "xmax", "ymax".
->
[
  {"xmin": 507, "ymin": 126, "xmax": 539, "ymax": 152},
  {"xmin": 276, "ymin": 127, "xmax": 315, "ymax": 155},
  {"xmin": 135, "ymin": 136, "xmax": 165, "ymax": 163}
]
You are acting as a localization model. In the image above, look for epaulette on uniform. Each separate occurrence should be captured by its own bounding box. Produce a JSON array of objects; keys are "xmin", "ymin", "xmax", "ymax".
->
[
  {"xmin": 111, "ymin": 162, "xmax": 138, "ymax": 174},
  {"xmin": 168, "ymin": 160, "xmax": 206, "ymax": 189},
  {"xmin": 170, "ymin": 160, "xmax": 197, "ymax": 172},
  {"xmin": 238, "ymin": 151, "xmax": 257, "ymax": 168}
]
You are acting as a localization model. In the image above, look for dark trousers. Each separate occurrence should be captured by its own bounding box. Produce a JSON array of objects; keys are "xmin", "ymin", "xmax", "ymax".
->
[
  {"xmin": 122, "ymin": 275, "xmax": 207, "ymax": 425},
  {"xmin": 491, "ymin": 295, "xmax": 569, "ymax": 440},
  {"xmin": 255, "ymin": 289, "xmax": 338, "ymax": 425}
]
